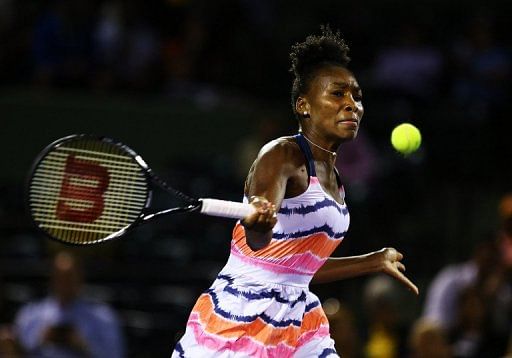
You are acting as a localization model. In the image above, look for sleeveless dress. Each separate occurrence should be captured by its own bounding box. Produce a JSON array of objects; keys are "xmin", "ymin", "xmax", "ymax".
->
[{"xmin": 172, "ymin": 133, "xmax": 350, "ymax": 357}]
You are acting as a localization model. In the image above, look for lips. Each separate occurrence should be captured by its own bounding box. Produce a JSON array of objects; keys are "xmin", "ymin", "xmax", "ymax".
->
[{"xmin": 337, "ymin": 118, "xmax": 359, "ymax": 125}]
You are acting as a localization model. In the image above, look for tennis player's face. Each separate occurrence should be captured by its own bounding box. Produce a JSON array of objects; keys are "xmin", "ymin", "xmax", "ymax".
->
[{"xmin": 305, "ymin": 65, "xmax": 363, "ymax": 142}]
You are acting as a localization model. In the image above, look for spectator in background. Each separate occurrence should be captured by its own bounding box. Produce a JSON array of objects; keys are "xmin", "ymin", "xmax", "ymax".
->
[
  {"xmin": 450, "ymin": 16, "xmax": 511, "ymax": 122},
  {"xmin": 0, "ymin": 325, "xmax": 23, "ymax": 357},
  {"xmin": 408, "ymin": 318, "xmax": 451, "ymax": 358},
  {"xmin": 118, "ymin": 2, "xmax": 161, "ymax": 91},
  {"xmin": 423, "ymin": 193, "xmax": 512, "ymax": 357},
  {"xmin": 323, "ymin": 297, "xmax": 361, "ymax": 358},
  {"xmin": 370, "ymin": 22, "xmax": 443, "ymax": 101},
  {"xmin": 31, "ymin": 0, "xmax": 94, "ymax": 87},
  {"xmin": 422, "ymin": 238, "xmax": 497, "ymax": 332},
  {"xmin": 449, "ymin": 286, "xmax": 488, "ymax": 358},
  {"xmin": 91, "ymin": 0, "xmax": 124, "ymax": 90},
  {"xmin": 487, "ymin": 208, "xmax": 512, "ymax": 356},
  {"xmin": 14, "ymin": 251, "xmax": 124, "ymax": 358},
  {"xmin": 362, "ymin": 275, "xmax": 408, "ymax": 358},
  {"xmin": 499, "ymin": 193, "xmax": 512, "ymax": 222},
  {"xmin": 0, "ymin": 274, "xmax": 23, "ymax": 357}
]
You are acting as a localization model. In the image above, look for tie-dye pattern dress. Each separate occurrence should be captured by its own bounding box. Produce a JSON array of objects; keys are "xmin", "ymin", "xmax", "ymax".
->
[{"xmin": 172, "ymin": 134, "xmax": 349, "ymax": 357}]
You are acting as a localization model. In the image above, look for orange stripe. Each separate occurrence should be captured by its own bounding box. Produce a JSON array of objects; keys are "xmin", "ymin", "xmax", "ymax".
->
[
  {"xmin": 191, "ymin": 293, "xmax": 328, "ymax": 346},
  {"xmin": 232, "ymin": 224, "xmax": 340, "ymax": 260}
]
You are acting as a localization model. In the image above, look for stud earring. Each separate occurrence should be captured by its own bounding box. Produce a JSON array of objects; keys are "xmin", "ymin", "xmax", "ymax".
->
[{"xmin": 303, "ymin": 111, "xmax": 309, "ymax": 117}]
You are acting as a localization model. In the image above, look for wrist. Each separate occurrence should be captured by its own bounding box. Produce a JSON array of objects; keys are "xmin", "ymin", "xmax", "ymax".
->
[{"xmin": 367, "ymin": 250, "xmax": 386, "ymax": 273}]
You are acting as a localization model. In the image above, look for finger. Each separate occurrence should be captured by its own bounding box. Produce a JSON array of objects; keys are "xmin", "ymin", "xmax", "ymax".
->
[
  {"xmin": 257, "ymin": 213, "xmax": 268, "ymax": 225},
  {"xmin": 242, "ymin": 210, "xmax": 264, "ymax": 227},
  {"xmin": 250, "ymin": 196, "xmax": 270, "ymax": 209},
  {"xmin": 396, "ymin": 262, "xmax": 406, "ymax": 272},
  {"xmin": 395, "ymin": 251, "xmax": 403, "ymax": 261},
  {"xmin": 395, "ymin": 271, "xmax": 419, "ymax": 295}
]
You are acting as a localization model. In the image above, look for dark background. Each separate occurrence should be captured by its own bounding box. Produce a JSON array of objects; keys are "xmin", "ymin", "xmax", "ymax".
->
[{"xmin": 1, "ymin": 0, "xmax": 511, "ymax": 356}]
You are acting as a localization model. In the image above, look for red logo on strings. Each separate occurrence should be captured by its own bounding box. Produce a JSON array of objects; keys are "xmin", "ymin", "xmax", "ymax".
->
[{"xmin": 56, "ymin": 155, "xmax": 110, "ymax": 223}]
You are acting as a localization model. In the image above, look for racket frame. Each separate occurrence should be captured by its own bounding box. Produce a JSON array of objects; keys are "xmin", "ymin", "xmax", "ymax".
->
[{"xmin": 26, "ymin": 134, "xmax": 201, "ymax": 245}]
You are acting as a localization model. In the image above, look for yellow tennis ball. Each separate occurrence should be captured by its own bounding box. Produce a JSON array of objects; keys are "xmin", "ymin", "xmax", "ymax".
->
[{"xmin": 391, "ymin": 123, "xmax": 422, "ymax": 155}]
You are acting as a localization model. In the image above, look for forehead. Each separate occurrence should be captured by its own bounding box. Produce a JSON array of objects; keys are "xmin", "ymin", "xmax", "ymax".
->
[{"xmin": 309, "ymin": 65, "xmax": 359, "ymax": 91}]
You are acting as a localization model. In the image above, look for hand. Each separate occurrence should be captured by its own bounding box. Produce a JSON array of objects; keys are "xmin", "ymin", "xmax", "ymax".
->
[
  {"xmin": 241, "ymin": 196, "xmax": 277, "ymax": 233},
  {"xmin": 375, "ymin": 247, "xmax": 419, "ymax": 295}
]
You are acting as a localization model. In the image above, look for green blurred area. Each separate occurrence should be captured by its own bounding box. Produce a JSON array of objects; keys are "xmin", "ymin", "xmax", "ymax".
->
[{"xmin": 0, "ymin": 87, "xmax": 261, "ymax": 181}]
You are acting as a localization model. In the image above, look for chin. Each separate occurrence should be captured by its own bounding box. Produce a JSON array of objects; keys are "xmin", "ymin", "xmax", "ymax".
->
[{"xmin": 340, "ymin": 130, "xmax": 358, "ymax": 142}]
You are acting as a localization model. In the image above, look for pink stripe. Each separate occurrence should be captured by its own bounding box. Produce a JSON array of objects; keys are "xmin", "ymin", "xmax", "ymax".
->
[
  {"xmin": 310, "ymin": 176, "xmax": 320, "ymax": 184},
  {"xmin": 187, "ymin": 313, "xmax": 296, "ymax": 358},
  {"xmin": 296, "ymin": 325, "xmax": 330, "ymax": 348},
  {"xmin": 231, "ymin": 246, "xmax": 315, "ymax": 275},
  {"xmin": 233, "ymin": 231, "xmax": 340, "ymax": 260},
  {"xmin": 269, "ymin": 251, "xmax": 327, "ymax": 273}
]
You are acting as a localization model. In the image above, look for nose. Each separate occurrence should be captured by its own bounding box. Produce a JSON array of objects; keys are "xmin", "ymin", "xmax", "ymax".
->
[
  {"xmin": 342, "ymin": 93, "xmax": 359, "ymax": 113},
  {"xmin": 343, "ymin": 100, "xmax": 359, "ymax": 113}
]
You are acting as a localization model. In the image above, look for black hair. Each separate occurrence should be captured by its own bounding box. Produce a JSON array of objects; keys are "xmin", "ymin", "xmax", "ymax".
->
[{"xmin": 289, "ymin": 25, "xmax": 351, "ymax": 120}]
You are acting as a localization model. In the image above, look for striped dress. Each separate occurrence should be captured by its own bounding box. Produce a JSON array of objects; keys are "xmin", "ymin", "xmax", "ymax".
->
[{"xmin": 173, "ymin": 134, "xmax": 350, "ymax": 357}]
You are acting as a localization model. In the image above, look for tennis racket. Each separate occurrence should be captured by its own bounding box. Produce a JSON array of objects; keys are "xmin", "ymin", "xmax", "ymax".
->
[{"xmin": 27, "ymin": 134, "xmax": 255, "ymax": 245}]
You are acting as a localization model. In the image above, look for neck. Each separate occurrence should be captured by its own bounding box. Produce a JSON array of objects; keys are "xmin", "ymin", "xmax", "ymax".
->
[{"xmin": 300, "ymin": 132, "xmax": 338, "ymax": 162}]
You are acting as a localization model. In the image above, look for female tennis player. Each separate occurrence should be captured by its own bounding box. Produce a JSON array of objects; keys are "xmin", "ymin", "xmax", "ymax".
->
[{"xmin": 172, "ymin": 26, "xmax": 418, "ymax": 357}]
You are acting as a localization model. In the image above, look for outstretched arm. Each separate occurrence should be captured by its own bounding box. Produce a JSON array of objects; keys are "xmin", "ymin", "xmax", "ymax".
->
[{"xmin": 312, "ymin": 247, "xmax": 419, "ymax": 295}]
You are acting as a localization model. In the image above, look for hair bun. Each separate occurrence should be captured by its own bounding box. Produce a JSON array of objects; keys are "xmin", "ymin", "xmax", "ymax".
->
[{"xmin": 290, "ymin": 25, "xmax": 350, "ymax": 79}]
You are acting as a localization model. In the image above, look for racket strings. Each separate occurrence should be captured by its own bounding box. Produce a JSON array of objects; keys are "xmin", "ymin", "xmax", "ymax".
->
[{"xmin": 29, "ymin": 138, "xmax": 149, "ymax": 244}]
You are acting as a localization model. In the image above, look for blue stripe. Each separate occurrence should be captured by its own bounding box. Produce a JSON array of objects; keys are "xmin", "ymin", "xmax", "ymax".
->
[
  {"xmin": 217, "ymin": 274, "xmax": 234, "ymax": 284},
  {"xmin": 279, "ymin": 197, "xmax": 348, "ymax": 216},
  {"xmin": 217, "ymin": 274, "xmax": 307, "ymax": 308},
  {"xmin": 273, "ymin": 224, "xmax": 347, "ymax": 241},
  {"xmin": 319, "ymin": 347, "xmax": 338, "ymax": 357},
  {"xmin": 206, "ymin": 290, "xmax": 319, "ymax": 328},
  {"xmin": 174, "ymin": 342, "xmax": 185, "ymax": 358},
  {"xmin": 305, "ymin": 300, "xmax": 320, "ymax": 312}
]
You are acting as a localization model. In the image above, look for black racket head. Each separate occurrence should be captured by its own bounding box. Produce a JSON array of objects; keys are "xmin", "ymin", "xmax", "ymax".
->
[{"xmin": 27, "ymin": 135, "xmax": 150, "ymax": 245}]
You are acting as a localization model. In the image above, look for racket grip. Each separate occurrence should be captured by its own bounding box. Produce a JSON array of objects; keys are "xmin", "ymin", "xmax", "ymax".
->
[{"xmin": 199, "ymin": 198, "xmax": 256, "ymax": 219}]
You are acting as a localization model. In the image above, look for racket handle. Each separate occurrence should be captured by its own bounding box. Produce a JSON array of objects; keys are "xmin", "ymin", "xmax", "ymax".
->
[{"xmin": 199, "ymin": 198, "xmax": 255, "ymax": 219}]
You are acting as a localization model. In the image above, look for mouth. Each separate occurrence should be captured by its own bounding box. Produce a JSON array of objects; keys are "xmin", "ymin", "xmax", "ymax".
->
[{"xmin": 337, "ymin": 118, "xmax": 359, "ymax": 128}]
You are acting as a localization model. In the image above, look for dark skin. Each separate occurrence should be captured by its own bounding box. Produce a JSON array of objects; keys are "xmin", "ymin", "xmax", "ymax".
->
[{"xmin": 242, "ymin": 65, "xmax": 418, "ymax": 295}]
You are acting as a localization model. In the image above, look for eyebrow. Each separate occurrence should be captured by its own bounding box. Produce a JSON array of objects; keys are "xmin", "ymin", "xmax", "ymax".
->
[{"xmin": 331, "ymin": 82, "xmax": 362, "ymax": 92}]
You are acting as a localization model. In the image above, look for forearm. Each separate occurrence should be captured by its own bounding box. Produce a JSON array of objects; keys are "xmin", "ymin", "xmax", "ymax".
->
[{"xmin": 312, "ymin": 251, "xmax": 382, "ymax": 284}]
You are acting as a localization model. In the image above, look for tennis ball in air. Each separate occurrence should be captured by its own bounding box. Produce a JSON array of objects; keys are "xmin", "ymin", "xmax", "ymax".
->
[{"xmin": 391, "ymin": 123, "xmax": 422, "ymax": 155}]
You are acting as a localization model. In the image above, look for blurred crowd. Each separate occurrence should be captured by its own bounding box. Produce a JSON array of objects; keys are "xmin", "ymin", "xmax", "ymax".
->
[
  {"xmin": 2, "ymin": 194, "xmax": 512, "ymax": 357},
  {"xmin": 325, "ymin": 194, "xmax": 512, "ymax": 358},
  {"xmin": 1, "ymin": 0, "xmax": 512, "ymax": 356}
]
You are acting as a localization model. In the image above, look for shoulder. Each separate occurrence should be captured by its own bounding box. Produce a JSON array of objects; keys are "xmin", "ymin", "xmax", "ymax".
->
[
  {"xmin": 254, "ymin": 136, "xmax": 304, "ymax": 168},
  {"xmin": 16, "ymin": 297, "xmax": 53, "ymax": 322},
  {"xmin": 430, "ymin": 262, "xmax": 477, "ymax": 288}
]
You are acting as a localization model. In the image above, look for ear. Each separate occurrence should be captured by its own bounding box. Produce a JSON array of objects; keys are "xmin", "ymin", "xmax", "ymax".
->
[{"xmin": 295, "ymin": 97, "xmax": 310, "ymax": 117}]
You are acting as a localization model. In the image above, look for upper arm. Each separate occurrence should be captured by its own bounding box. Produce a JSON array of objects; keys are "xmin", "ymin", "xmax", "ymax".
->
[{"xmin": 244, "ymin": 139, "xmax": 297, "ymax": 210}]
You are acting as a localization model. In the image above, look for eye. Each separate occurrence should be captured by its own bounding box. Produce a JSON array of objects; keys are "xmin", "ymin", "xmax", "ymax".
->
[
  {"xmin": 332, "ymin": 91, "xmax": 343, "ymax": 97},
  {"xmin": 354, "ymin": 94, "xmax": 363, "ymax": 101}
]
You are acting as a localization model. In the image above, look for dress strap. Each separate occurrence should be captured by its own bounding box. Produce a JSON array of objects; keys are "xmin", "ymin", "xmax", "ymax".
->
[{"xmin": 293, "ymin": 133, "xmax": 316, "ymax": 177}]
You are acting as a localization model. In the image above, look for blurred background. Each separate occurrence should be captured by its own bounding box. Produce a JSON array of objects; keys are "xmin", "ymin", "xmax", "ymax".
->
[{"xmin": 1, "ymin": 0, "xmax": 511, "ymax": 357}]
